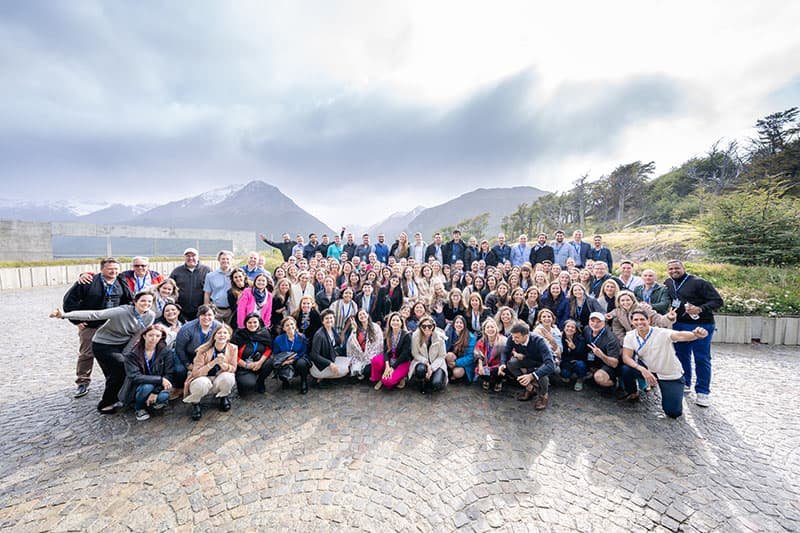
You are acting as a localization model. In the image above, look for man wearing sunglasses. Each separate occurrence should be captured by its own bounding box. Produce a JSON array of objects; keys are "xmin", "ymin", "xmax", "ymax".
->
[{"xmin": 119, "ymin": 256, "xmax": 164, "ymax": 294}]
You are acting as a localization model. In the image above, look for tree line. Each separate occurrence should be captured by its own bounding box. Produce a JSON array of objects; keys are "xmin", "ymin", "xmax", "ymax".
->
[{"xmin": 499, "ymin": 107, "xmax": 800, "ymax": 266}]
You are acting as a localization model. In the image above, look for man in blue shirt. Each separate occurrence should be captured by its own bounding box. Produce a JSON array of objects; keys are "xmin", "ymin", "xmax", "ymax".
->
[
  {"xmin": 241, "ymin": 251, "xmax": 267, "ymax": 281},
  {"xmin": 510, "ymin": 234, "xmax": 532, "ymax": 267},
  {"xmin": 203, "ymin": 250, "xmax": 233, "ymax": 323},
  {"xmin": 589, "ymin": 234, "xmax": 613, "ymax": 271},
  {"xmin": 374, "ymin": 233, "xmax": 390, "ymax": 264}
]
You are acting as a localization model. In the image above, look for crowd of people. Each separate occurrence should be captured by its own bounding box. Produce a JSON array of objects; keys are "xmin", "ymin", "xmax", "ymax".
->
[{"xmin": 51, "ymin": 227, "xmax": 723, "ymax": 422}]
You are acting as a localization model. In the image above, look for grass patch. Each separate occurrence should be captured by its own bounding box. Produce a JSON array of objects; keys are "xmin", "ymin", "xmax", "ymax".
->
[{"xmin": 637, "ymin": 261, "xmax": 800, "ymax": 315}]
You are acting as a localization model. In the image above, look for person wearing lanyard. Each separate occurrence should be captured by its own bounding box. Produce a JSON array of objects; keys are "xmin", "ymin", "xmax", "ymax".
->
[
  {"xmin": 272, "ymin": 316, "xmax": 311, "ymax": 394},
  {"xmin": 633, "ymin": 269, "xmax": 670, "ymax": 314},
  {"xmin": 183, "ymin": 324, "xmax": 238, "ymax": 421},
  {"xmin": 329, "ymin": 287, "xmax": 358, "ymax": 344},
  {"xmin": 120, "ymin": 256, "xmax": 164, "ymax": 295},
  {"xmin": 174, "ymin": 305, "xmax": 221, "ymax": 391},
  {"xmin": 665, "ymin": 260, "xmax": 723, "ymax": 407},
  {"xmin": 371, "ymin": 312, "xmax": 412, "ymax": 391},
  {"xmin": 620, "ymin": 309, "xmax": 709, "ymax": 418},
  {"xmin": 120, "ymin": 325, "xmax": 174, "ymax": 421},
  {"xmin": 51, "ymin": 291, "xmax": 155, "ymax": 413},
  {"xmin": 61, "ymin": 257, "xmax": 134, "ymax": 399},
  {"xmin": 583, "ymin": 312, "xmax": 621, "ymax": 390}
]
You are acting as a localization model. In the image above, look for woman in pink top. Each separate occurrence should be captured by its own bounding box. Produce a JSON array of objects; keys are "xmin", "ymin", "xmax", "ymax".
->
[{"xmin": 237, "ymin": 273, "xmax": 273, "ymax": 329}]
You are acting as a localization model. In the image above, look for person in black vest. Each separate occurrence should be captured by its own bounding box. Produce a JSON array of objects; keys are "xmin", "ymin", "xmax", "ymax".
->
[
  {"xmin": 664, "ymin": 259, "xmax": 723, "ymax": 407},
  {"xmin": 530, "ymin": 233, "xmax": 555, "ymax": 266},
  {"xmin": 499, "ymin": 321, "xmax": 556, "ymax": 410},
  {"xmin": 62, "ymin": 257, "xmax": 133, "ymax": 399}
]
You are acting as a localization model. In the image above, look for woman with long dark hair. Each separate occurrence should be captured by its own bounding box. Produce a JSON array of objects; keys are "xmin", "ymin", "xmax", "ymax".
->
[
  {"xmin": 371, "ymin": 312, "xmax": 412, "ymax": 391},
  {"xmin": 272, "ymin": 316, "xmax": 311, "ymax": 394},
  {"xmin": 232, "ymin": 313, "xmax": 273, "ymax": 395},
  {"xmin": 183, "ymin": 324, "xmax": 238, "ymax": 421},
  {"xmin": 444, "ymin": 314, "xmax": 477, "ymax": 382},
  {"xmin": 120, "ymin": 324, "xmax": 174, "ymax": 421},
  {"xmin": 226, "ymin": 267, "xmax": 251, "ymax": 329},
  {"xmin": 346, "ymin": 308, "xmax": 383, "ymax": 379},
  {"xmin": 237, "ymin": 273, "xmax": 273, "ymax": 331},
  {"xmin": 409, "ymin": 315, "xmax": 448, "ymax": 394}
]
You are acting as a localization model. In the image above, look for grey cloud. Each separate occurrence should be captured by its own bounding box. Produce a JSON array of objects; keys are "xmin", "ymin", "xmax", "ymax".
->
[{"xmin": 247, "ymin": 70, "xmax": 690, "ymax": 186}]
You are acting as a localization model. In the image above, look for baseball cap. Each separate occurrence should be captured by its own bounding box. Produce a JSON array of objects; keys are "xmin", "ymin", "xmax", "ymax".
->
[
  {"xmin": 183, "ymin": 248, "xmax": 199, "ymax": 256},
  {"xmin": 589, "ymin": 312, "xmax": 606, "ymax": 321}
]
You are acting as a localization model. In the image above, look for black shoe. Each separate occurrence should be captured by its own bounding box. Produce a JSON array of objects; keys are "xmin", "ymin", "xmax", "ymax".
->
[
  {"xmin": 299, "ymin": 377, "xmax": 308, "ymax": 395},
  {"xmin": 219, "ymin": 397, "xmax": 231, "ymax": 412},
  {"xmin": 191, "ymin": 404, "xmax": 202, "ymax": 421},
  {"xmin": 256, "ymin": 382, "xmax": 266, "ymax": 394},
  {"xmin": 74, "ymin": 384, "xmax": 89, "ymax": 398}
]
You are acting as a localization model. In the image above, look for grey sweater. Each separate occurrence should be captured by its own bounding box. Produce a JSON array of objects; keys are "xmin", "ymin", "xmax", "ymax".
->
[{"xmin": 62, "ymin": 306, "xmax": 155, "ymax": 345}]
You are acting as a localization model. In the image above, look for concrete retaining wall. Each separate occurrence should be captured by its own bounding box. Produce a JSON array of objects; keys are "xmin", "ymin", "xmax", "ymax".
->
[{"xmin": 0, "ymin": 220, "xmax": 53, "ymax": 261}]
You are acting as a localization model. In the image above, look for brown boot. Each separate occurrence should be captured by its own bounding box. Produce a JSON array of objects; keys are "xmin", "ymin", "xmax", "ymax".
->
[
  {"xmin": 534, "ymin": 393, "xmax": 549, "ymax": 410},
  {"xmin": 516, "ymin": 386, "xmax": 535, "ymax": 401}
]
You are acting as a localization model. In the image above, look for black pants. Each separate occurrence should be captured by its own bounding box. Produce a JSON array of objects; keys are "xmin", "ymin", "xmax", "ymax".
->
[
  {"xmin": 506, "ymin": 358, "xmax": 549, "ymax": 396},
  {"xmin": 413, "ymin": 362, "xmax": 446, "ymax": 391},
  {"xmin": 235, "ymin": 364, "xmax": 272, "ymax": 396},
  {"xmin": 92, "ymin": 341, "xmax": 128, "ymax": 410},
  {"xmin": 479, "ymin": 367, "xmax": 502, "ymax": 386}
]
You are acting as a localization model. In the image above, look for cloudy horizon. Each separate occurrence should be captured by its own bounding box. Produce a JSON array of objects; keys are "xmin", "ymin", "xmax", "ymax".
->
[{"xmin": 1, "ymin": 1, "xmax": 799, "ymax": 228}]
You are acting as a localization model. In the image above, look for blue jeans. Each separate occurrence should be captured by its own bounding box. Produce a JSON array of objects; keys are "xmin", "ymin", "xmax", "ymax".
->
[
  {"xmin": 560, "ymin": 360, "xmax": 587, "ymax": 380},
  {"xmin": 134, "ymin": 384, "xmax": 169, "ymax": 410},
  {"xmin": 620, "ymin": 365, "xmax": 685, "ymax": 418},
  {"xmin": 673, "ymin": 322, "xmax": 715, "ymax": 394},
  {"xmin": 173, "ymin": 353, "xmax": 188, "ymax": 388}
]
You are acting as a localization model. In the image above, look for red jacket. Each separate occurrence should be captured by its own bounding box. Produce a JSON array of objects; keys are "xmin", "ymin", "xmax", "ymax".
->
[{"xmin": 119, "ymin": 269, "xmax": 164, "ymax": 294}]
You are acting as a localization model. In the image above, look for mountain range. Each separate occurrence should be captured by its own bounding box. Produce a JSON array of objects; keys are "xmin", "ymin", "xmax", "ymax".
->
[{"xmin": 0, "ymin": 181, "xmax": 549, "ymax": 241}]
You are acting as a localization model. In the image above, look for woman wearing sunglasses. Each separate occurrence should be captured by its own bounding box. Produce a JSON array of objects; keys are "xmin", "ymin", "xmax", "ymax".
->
[{"xmin": 409, "ymin": 315, "xmax": 448, "ymax": 394}]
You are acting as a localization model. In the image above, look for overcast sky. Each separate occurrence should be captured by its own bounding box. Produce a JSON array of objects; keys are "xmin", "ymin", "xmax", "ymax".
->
[{"xmin": 1, "ymin": 1, "xmax": 799, "ymax": 228}]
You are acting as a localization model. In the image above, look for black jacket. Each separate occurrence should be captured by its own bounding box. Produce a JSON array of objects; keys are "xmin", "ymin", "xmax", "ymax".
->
[
  {"xmin": 379, "ymin": 285, "xmax": 404, "ymax": 313},
  {"xmin": 315, "ymin": 289, "xmax": 341, "ymax": 311},
  {"xmin": 442, "ymin": 239, "xmax": 466, "ymax": 266},
  {"xmin": 119, "ymin": 343, "xmax": 175, "ymax": 405},
  {"xmin": 664, "ymin": 274, "xmax": 723, "ymax": 324},
  {"xmin": 310, "ymin": 328, "xmax": 343, "ymax": 370},
  {"xmin": 425, "ymin": 243, "xmax": 445, "ymax": 263},
  {"xmin": 465, "ymin": 309, "xmax": 492, "ymax": 333},
  {"xmin": 294, "ymin": 309, "xmax": 322, "ymax": 340},
  {"xmin": 464, "ymin": 246, "xmax": 479, "ymax": 268},
  {"xmin": 583, "ymin": 326, "xmax": 621, "ymax": 369},
  {"xmin": 63, "ymin": 274, "xmax": 133, "ymax": 328},
  {"xmin": 382, "ymin": 331, "xmax": 412, "ymax": 369},
  {"xmin": 169, "ymin": 263, "xmax": 211, "ymax": 320},
  {"xmin": 476, "ymin": 249, "xmax": 496, "ymax": 266},
  {"xmin": 501, "ymin": 334, "xmax": 556, "ymax": 379},
  {"xmin": 342, "ymin": 242, "xmax": 358, "ymax": 261},
  {"xmin": 490, "ymin": 244, "xmax": 511, "ymax": 266},
  {"xmin": 261, "ymin": 238, "xmax": 296, "ymax": 262},
  {"xmin": 529, "ymin": 244, "xmax": 555, "ymax": 265},
  {"xmin": 356, "ymin": 292, "xmax": 388, "ymax": 324}
]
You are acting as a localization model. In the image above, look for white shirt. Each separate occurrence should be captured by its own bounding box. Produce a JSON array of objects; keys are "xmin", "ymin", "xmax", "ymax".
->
[{"xmin": 623, "ymin": 326, "xmax": 683, "ymax": 380}]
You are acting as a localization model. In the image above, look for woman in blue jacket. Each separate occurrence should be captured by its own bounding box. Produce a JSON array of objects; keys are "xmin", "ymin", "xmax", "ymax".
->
[
  {"xmin": 541, "ymin": 281, "xmax": 570, "ymax": 329},
  {"xmin": 272, "ymin": 316, "xmax": 311, "ymax": 394},
  {"xmin": 444, "ymin": 314, "xmax": 477, "ymax": 382}
]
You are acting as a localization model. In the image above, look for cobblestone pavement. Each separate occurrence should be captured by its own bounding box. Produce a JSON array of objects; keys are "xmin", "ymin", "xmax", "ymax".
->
[{"xmin": 1, "ymin": 286, "xmax": 799, "ymax": 532}]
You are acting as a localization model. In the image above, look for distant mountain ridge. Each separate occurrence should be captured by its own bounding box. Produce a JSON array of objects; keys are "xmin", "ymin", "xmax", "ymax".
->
[
  {"xmin": 122, "ymin": 181, "xmax": 333, "ymax": 235},
  {"xmin": 365, "ymin": 206, "xmax": 426, "ymax": 238},
  {"xmin": 404, "ymin": 186, "xmax": 549, "ymax": 238}
]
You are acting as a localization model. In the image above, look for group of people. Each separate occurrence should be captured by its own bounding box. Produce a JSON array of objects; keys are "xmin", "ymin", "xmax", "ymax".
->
[{"xmin": 51, "ymin": 227, "xmax": 723, "ymax": 422}]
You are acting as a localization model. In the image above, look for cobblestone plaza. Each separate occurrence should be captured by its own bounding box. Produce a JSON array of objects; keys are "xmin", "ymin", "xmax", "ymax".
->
[{"xmin": 1, "ymin": 286, "xmax": 798, "ymax": 532}]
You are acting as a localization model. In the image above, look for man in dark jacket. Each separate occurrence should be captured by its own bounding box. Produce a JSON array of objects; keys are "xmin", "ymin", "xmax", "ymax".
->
[
  {"xmin": 633, "ymin": 269, "xmax": 670, "ymax": 314},
  {"xmin": 260, "ymin": 232, "xmax": 296, "ymax": 262},
  {"xmin": 530, "ymin": 233, "xmax": 555, "ymax": 265},
  {"xmin": 499, "ymin": 322, "xmax": 556, "ymax": 410},
  {"xmin": 303, "ymin": 233, "xmax": 320, "ymax": 260},
  {"xmin": 490, "ymin": 233, "xmax": 511, "ymax": 266},
  {"xmin": 583, "ymin": 312, "xmax": 621, "ymax": 390},
  {"xmin": 589, "ymin": 234, "xmax": 613, "ymax": 271},
  {"xmin": 342, "ymin": 232, "xmax": 357, "ymax": 260},
  {"xmin": 442, "ymin": 229, "xmax": 466, "ymax": 266},
  {"xmin": 169, "ymin": 248, "xmax": 211, "ymax": 321},
  {"xmin": 665, "ymin": 260, "xmax": 723, "ymax": 407},
  {"xmin": 425, "ymin": 233, "xmax": 445, "ymax": 263},
  {"xmin": 62, "ymin": 257, "xmax": 133, "ymax": 398}
]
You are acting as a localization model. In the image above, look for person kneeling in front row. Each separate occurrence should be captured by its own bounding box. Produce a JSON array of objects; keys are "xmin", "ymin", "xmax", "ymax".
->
[
  {"xmin": 120, "ymin": 324, "xmax": 175, "ymax": 422},
  {"xmin": 620, "ymin": 309, "xmax": 708, "ymax": 419},
  {"xmin": 499, "ymin": 321, "xmax": 556, "ymax": 410},
  {"xmin": 183, "ymin": 324, "xmax": 238, "ymax": 421}
]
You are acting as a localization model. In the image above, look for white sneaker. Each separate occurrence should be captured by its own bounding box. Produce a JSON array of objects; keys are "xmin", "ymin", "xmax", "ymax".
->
[
  {"xmin": 683, "ymin": 385, "xmax": 691, "ymax": 394},
  {"xmin": 695, "ymin": 393, "xmax": 710, "ymax": 407},
  {"xmin": 135, "ymin": 409, "xmax": 150, "ymax": 421}
]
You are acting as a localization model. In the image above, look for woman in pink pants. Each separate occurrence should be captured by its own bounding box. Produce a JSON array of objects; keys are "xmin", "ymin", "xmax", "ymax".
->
[{"xmin": 371, "ymin": 312, "xmax": 412, "ymax": 390}]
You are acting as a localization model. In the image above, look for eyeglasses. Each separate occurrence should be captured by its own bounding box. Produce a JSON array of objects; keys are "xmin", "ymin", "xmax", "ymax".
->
[{"xmin": 133, "ymin": 264, "xmax": 148, "ymax": 268}]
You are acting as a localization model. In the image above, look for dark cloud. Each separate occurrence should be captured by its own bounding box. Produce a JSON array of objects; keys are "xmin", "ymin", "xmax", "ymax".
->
[
  {"xmin": 246, "ymin": 70, "xmax": 690, "ymax": 186},
  {"xmin": 0, "ymin": 2, "xmax": 692, "ymax": 203}
]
